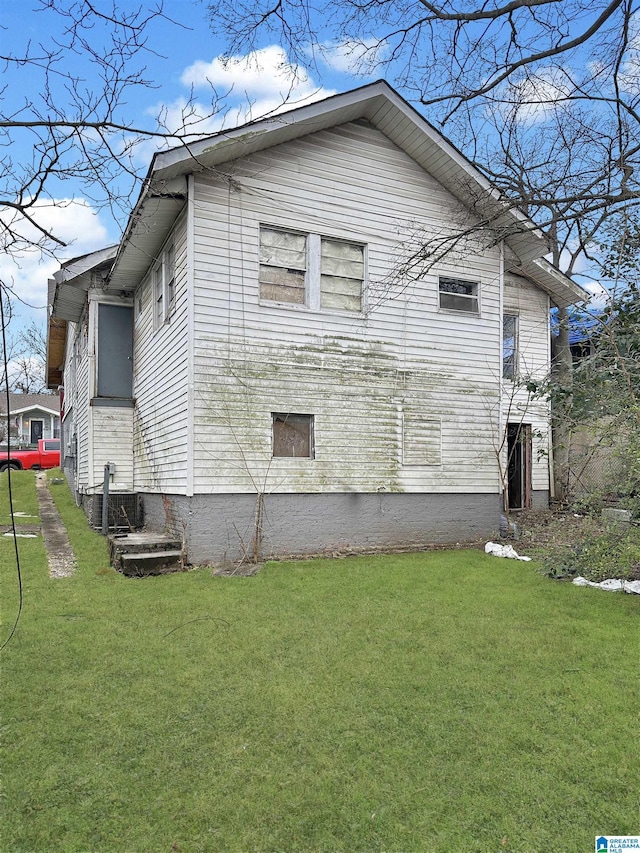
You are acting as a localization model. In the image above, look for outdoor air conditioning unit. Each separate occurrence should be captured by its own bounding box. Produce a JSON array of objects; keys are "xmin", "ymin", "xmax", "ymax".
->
[{"xmin": 85, "ymin": 493, "xmax": 143, "ymax": 532}]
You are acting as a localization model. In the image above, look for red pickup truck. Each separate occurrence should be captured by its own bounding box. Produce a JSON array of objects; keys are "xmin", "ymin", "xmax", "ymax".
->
[{"xmin": 0, "ymin": 438, "xmax": 61, "ymax": 472}]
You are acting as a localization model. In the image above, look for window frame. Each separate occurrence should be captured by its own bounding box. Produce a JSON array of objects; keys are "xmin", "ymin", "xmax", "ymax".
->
[
  {"xmin": 503, "ymin": 313, "xmax": 519, "ymax": 380},
  {"xmin": 259, "ymin": 225, "xmax": 365, "ymax": 314},
  {"xmin": 438, "ymin": 276, "xmax": 480, "ymax": 315},
  {"xmin": 271, "ymin": 412, "xmax": 315, "ymax": 459},
  {"xmin": 153, "ymin": 240, "xmax": 176, "ymax": 330}
]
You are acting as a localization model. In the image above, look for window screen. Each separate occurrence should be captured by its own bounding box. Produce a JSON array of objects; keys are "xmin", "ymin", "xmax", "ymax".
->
[{"xmin": 272, "ymin": 413, "xmax": 314, "ymax": 458}]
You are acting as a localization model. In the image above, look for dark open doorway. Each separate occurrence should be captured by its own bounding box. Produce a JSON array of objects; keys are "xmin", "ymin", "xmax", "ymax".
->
[{"xmin": 507, "ymin": 423, "xmax": 532, "ymax": 510}]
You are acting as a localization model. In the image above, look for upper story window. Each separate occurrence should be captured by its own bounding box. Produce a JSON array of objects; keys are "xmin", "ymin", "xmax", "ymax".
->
[
  {"xmin": 259, "ymin": 226, "xmax": 364, "ymax": 313},
  {"xmin": 439, "ymin": 276, "xmax": 479, "ymax": 314},
  {"xmin": 259, "ymin": 228, "xmax": 307, "ymax": 304},
  {"xmin": 503, "ymin": 313, "xmax": 518, "ymax": 379},
  {"xmin": 153, "ymin": 241, "xmax": 176, "ymax": 329}
]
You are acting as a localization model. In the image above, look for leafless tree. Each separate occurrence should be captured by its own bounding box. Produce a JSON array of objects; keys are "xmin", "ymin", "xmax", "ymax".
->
[
  {"xmin": 1, "ymin": 0, "xmax": 222, "ymax": 263},
  {"xmin": 206, "ymin": 0, "xmax": 639, "ymax": 500}
]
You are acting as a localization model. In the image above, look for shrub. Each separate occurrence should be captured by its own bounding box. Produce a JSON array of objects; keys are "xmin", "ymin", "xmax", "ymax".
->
[{"xmin": 540, "ymin": 525, "xmax": 640, "ymax": 581}]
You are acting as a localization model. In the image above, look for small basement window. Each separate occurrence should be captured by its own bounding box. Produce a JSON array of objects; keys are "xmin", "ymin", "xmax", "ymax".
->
[
  {"xmin": 439, "ymin": 277, "xmax": 479, "ymax": 313},
  {"xmin": 272, "ymin": 413, "xmax": 314, "ymax": 458}
]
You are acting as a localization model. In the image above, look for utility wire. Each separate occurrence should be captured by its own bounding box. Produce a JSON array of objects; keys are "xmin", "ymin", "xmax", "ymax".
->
[{"xmin": 0, "ymin": 284, "xmax": 23, "ymax": 653}]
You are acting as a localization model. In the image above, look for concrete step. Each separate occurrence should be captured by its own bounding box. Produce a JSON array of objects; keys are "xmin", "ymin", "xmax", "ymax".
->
[
  {"xmin": 109, "ymin": 532, "xmax": 182, "ymax": 556},
  {"xmin": 119, "ymin": 549, "xmax": 184, "ymax": 577},
  {"xmin": 108, "ymin": 532, "xmax": 184, "ymax": 576}
]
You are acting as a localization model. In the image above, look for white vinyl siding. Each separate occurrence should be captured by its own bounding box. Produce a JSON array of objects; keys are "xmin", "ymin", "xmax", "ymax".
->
[
  {"xmin": 503, "ymin": 274, "xmax": 551, "ymax": 493},
  {"xmin": 133, "ymin": 213, "xmax": 190, "ymax": 492},
  {"xmin": 177, "ymin": 120, "xmax": 548, "ymax": 496},
  {"xmin": 403, "ymin": 414, "xmax": 442, "ymax": 466}
]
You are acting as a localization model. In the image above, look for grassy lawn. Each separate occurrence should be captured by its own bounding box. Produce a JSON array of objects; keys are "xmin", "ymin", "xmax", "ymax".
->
[{"xmin": 1, "ymin": 471, "xmax": 638, "ymax": 852}]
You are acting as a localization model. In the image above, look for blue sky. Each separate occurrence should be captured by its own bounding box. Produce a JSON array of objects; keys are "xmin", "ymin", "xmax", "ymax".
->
[
  {"xmin": 1, "ymin": 0, "xmax": 373, "ymax": 331},
  {"xmin": 2, "ymin": 0, "xmax": 617, "ymax": 334}
]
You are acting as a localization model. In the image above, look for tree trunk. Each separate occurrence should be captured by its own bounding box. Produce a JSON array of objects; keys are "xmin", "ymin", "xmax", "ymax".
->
[{"xmin": 551, "ymin": 305, "xmax": 573, "ymax": 503}]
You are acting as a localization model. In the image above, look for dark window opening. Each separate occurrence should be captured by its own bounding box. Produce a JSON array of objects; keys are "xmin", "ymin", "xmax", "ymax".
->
[
  {"xmin": 439, "ymin": 277, "xmax": 479, "ymax": 313},
  {"xmin": 507, "ymin": 423, "xmax": 532, "ymax": 510},
  {"xmin": 272, "ymin": 413, "xmax": 314, "ymax": 458}
]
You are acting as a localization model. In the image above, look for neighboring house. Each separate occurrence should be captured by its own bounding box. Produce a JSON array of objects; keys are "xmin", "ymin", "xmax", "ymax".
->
[
  {"xmin": 0, "ymin": 393, "xmax": 60, "ymax": 446},
  {"xmin": 46, "ymin": 81, "xmax": 586, "ymax": 564}
]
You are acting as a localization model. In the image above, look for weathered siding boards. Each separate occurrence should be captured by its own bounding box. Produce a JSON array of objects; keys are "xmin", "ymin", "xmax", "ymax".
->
[
  {"xmin": 132, "ymin": 213, "xmax": 189, "ymax": 493},
  {"xmin": 188, "ymin": 120, "xmax": 506, "ymax": 496},
  {"xmin": 191, "ymin": 339, "xmax": 499, "ymax": 494},
  {"xmin": 74, "ymin": 314, "xmax": 91, "ymax": 490},
  {"xmin": 503, "ymin": 274, "xmax": 552, "ymax": 492},
  {"xmin": 191, "ymin": 132, "xmax": 502, "ymax": 371},
  {"xmin": 90, "ymin": 406, "xmax": 134, "ymax": 488}
]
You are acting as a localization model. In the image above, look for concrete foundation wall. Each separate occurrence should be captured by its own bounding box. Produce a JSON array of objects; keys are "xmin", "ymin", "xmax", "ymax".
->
[
  {"xmin": 532, "ymin": 490, "xmax": 550, "ymax": 509},
  {"xmin": 141, "ymin": 491, "xmax": 503, "ymax": 566}
]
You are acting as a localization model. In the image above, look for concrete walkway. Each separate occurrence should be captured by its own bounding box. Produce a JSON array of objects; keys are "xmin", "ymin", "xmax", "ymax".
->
[{"xmin": 35, "ymin": 472, "xmax": 77, "ymax": 578}]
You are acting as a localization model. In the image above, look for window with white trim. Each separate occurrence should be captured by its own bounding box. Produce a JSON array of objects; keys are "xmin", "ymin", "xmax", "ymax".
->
[
  {"xmin": 153, "ymin": 241, "xmax": 176, "ymax": 329},
  {"xmin": 438, "ymin": 276, "xmax": 479, "ymax": 313},
  {"xmin": 260, "ymin": 226, "xmax": 364, "ymax": 312},
  {"xmin": 503, "ymin": 313, "xmax": 518, "ymax": 379}
]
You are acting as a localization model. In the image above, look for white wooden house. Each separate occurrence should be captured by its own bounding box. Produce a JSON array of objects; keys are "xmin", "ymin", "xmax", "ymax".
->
[{"xmin": 46, "ymin": 81, "xmax": 585, "ymax": 564}]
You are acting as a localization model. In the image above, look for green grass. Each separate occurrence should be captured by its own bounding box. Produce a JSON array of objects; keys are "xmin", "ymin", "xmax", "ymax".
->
[{"xmin": 1, "ymin": 471, "xmax": 638, "ymax": 852}]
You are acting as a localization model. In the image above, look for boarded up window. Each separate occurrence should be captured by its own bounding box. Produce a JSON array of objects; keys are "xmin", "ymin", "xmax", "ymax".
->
[
  {"xmin": 403, "ymin": 414, "xmax": 442, "ymax": 465},
  {"xmin": 439, "ymin": 277, "xmax": 479, "ymax": 313},
  {"xmin": 503, "ymin": 314, "xmax": 518, "ymax": 379},
  {"xmin": 320, "ymin": 239, "xmax": 363, "ymax": 311},
  {"xmin": 260, "ymin": 228, "xmax": 307, "ymax": 304},
  {"xmin": 97, "ymin": 304, "xmax": 133, "ymax": 399},
  {"xmin": 272, "ymin": 413, "xmax": 314, "ymax": 458}
]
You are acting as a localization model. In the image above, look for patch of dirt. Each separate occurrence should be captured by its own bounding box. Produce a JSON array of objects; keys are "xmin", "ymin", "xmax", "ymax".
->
[{"xmin": 515, "ymin": 508, "xmax": 608, "ymax": 555}]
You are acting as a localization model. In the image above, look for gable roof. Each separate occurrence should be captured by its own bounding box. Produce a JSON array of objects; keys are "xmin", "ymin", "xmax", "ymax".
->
[
  {"xmin": 0, "ymin": 393, "xmax": 59, "ymax": 416},
  {"xmin": 51, "ymin": 81, "xmax": 587, "ymax": 314}
]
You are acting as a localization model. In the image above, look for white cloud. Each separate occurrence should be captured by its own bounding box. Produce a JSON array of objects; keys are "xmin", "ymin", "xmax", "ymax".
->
[
  {"xmin": 580, "ymin": 280, "xmax": 611, "ymax": 311},
  {"xmin": 134, "ymin": 46, "xmax": 336, "ymax": 163},
  {"xmin": 316, "ymin": 38, "xmax": 389, "ymax": 76},
  {"xmin": 182, "ymin": 45, "xmax": 314, "ymax": 97},
  {"xmin": 0, "ymin": 198, "xmax": 111, "ymax": 319},
  {"xmin": 494, "ymin": 68, "xmax": 574, "ymax": 124}
]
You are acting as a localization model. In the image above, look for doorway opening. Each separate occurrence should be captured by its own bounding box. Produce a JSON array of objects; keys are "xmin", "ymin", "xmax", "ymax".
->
[{"xmin": 507, "ymin": 423, "xmax": 532, "ymax": 510}]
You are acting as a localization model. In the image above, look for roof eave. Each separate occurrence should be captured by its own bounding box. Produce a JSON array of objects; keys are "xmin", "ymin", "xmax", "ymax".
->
[{"xmin": 511, "ymin": 257, "xmax": 589, "ymax": 308}]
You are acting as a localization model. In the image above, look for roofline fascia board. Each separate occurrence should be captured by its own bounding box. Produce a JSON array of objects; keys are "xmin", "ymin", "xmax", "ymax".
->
[
  {"xmin": 149, "ymin": 81, "xmax": 546, "ymax": 252},
  {"xmin": 510, "ymin": 257, "xmax": 589, "ymax": 307},
  {"xmin": 10, "ymin": 405, "xmax": 60, "ymax": 416},
  {"xmin": 105, "ymin": 175, "xmax": 187, "ymax": 288},
  {"xmin": 53, "ymin": 245, "xmax": 119, "ymax": 284}
]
